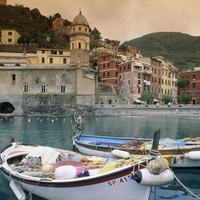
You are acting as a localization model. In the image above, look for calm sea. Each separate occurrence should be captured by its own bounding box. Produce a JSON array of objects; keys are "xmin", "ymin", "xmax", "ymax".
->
[{"xmin": 0, "ymin": 115, "xmax": 200, "ymax": 200}]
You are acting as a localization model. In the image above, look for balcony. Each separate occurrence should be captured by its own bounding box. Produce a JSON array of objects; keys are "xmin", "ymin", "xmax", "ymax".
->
[
  {"xmin": 144, "ymin": 70, "xmax": 152, "ymax": 74},
  {"xmin": 143, "ymin": 80, "xmax": 151, "ymax": 85}
]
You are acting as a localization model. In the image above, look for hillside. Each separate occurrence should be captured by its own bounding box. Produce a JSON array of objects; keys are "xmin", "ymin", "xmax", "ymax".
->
[
  {"xmin": 123, "ymin": 32, "xmax": 200, "ymax": 71},
  {"xmin": 0, "ymin": 4, "xmax": 70, "ymax": 48}
]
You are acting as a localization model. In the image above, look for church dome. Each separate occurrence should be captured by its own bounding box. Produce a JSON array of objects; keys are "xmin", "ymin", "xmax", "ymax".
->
[{"xmin": 72, "ymin": 11, "xmax": 89, "ymax": 26}]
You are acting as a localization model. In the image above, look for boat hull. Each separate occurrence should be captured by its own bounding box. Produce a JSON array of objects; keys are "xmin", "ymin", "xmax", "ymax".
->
[
  {"xmin": 75, "ymin": 135, "xmax": 200, "ymax": 168},
  {"xmin": 1, "ymin": 165, "xmax": 150, "ymax": 200},
  {"xmin": 0, "ymin": 143, "xmax": 151, "ymax": 200}
]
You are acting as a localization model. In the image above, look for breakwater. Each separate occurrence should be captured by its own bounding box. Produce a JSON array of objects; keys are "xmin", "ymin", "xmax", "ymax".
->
[{"xmin": 94, "ymin": 105, "xmax": 200, "ymax": 116}]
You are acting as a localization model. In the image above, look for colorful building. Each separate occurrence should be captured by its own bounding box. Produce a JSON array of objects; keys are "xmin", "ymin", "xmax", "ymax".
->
[{"xmin": 179, "ymin": 67, "xmax": 200, "ymax": 104}]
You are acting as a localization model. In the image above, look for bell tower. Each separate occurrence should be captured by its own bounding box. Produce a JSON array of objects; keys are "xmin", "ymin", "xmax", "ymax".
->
[{"xmin": 70, "ymin": 10, "xmax": 90, "ymax": 68}]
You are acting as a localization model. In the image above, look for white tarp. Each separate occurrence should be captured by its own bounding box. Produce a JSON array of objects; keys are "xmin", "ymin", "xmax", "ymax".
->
[{"xmin": 26, "ymin": 147, "xmax": 60, "ymax": 165}]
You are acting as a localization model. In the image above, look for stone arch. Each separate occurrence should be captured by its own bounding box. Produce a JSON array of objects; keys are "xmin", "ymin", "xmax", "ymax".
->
[{"xmin": 0, "ymin": 101, "xmax": 15, "ymax": 114}]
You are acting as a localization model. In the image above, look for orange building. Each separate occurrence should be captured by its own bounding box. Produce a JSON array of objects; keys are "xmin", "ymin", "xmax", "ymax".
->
[
  {"xmin": 179, "ymin": 67, "xmax": 200, "ymax": 104},
  {"xmin": 98, "ymin": 52, "xmax": 121, "ymax": 92},
  {"xmin": 150, "ymin": 57, "xmax": 162, "ymax": 101}
]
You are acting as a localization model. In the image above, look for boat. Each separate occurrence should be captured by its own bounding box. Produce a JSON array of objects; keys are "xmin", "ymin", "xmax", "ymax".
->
[
  {"xmin": 72, "ymin": 116, "xmax": 200, "ymax": 168},
  {"xmin": 0, "ymin": 131, "xmax": 174, "ymax": 200}
]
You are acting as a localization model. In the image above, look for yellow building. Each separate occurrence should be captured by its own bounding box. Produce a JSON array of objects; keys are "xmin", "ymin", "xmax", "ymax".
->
[
  {"xmin": 161, "ymin": 61, "xmax": 178, "ymax": 103},
  {"xmin": 36, "ymin": 49, "xmax": 70, "ymax": 65},
  {"xmin": 0, "ymin": 29, "xmax": 20, "ymax": 44}
]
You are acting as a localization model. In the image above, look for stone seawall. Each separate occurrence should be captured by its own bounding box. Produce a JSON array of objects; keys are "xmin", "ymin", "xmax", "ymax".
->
[{"xmin": 94, "ymin": 105, "xmax": 200, "ymax": 117}]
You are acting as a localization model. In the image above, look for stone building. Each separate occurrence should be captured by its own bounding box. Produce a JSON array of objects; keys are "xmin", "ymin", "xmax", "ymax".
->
[{"xmin": 0, "ymin": 11, "xmax": 96, "ymax": 115}]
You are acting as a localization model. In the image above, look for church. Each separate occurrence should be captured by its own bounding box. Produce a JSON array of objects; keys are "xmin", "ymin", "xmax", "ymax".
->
[{"xmin": 0, "ymin": 11, "xmax": 97, "ymax": 115}]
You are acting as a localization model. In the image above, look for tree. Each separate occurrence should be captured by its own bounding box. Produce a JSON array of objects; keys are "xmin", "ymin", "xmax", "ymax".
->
[
  {"xmin": 177, "ymin": 78, "xmax": 190, "ymax": 91},
  {"xmin": 178, "ymin": 93, "xmax": 193, "ymax": 104},
  {"xmin": 161, "ymin": 94, "xmax": 173, "ymax": 104},
  {"xmin": 91, "ymin": 27, "xmax": 102, "ymax": 40},
  {"xmin": 139, "ymin": 91, "xmax": 155, "ymax": 104}
]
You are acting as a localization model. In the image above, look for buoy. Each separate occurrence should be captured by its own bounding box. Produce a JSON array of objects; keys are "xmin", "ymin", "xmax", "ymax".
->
[
  {"xmin": 54, "ymin": 165, "xmax": 77, "ymax": 180},
  {"xmin": 41, "ymin": 164, "xmax": 54, "ymax": 172},
  {"xmin": 184, "ymin": 151, "xmax": 200, "ymax": 160},
  {"xmin": 111, "ymin": 149, "xmax": 130, "ymax": 159},
  {"xmin": 148, "ymin": 157, "xmax": 169, "ymax": 174},
  {"xmin": 131, "ymin": 168, "xmax": 174, "ymax": 186},
  {"xmin": 10, "ymin": 180, "xmax": 26, "ymax": 200}
]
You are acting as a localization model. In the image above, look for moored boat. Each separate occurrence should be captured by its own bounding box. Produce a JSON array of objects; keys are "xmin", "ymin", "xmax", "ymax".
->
[
  {"xmin": 74, "ymin": 134, "xmax": 200, "ymax": 168},
  {"xmin": 0, "ymin": 134, "xmax": 174, "ymax": 200}
]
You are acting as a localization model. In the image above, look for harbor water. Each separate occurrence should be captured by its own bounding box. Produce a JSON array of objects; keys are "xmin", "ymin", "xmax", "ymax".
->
[{"xmin": 0, "ymin": 115, "xmax": 200, "ymax": 200}]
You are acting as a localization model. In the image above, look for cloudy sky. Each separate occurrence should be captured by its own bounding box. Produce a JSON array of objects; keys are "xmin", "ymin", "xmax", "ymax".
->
[{"xmin": 8, "ymin": 0, "xmax": 200, "ymax": 43}]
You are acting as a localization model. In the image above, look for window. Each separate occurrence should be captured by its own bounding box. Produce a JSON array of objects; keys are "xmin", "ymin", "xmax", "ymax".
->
[
  {"xmin": 59, "ymin": 51, "xmax": 63, "ymax": 55},
  {"xmin": 63, "ymin": 58, "xmax": 66, "ymax": 64},
  {"xmin": 8, "ymin": 32, "xmax": 12, "ymax": 35},
  {"xmin": 8, "ymin": 39, "xmax": 12, "ymax": 43},
  {"xmin": 138, "ymin": 74, "xmax": 141, "ymax": 79},
  {"xmin": 61, "ymin": 85, "xmax": 65, "ymax": 93},
  {"xmin": 50, "ymin": 58, "xmax": 53, "ymax": 63},
  {"xmin": 41, "ymin": 84, "xmax": 46, "ymax": 92},
  {"xmin": 103, "ymin": 72, "xmax": 105, "ymax": 77},
  {"xmin": 193, "ymin": 74, "xmax": 196, "ymax": 80},
  {"xmin": 51, "ymin": 50, "xmax": 57, "ymax": 54},
  {"xmin": 103, "ymin": 64, "xmax": 105, "ymax": 68},
  {"xmin": 108, "ymin": 63, "xmax": 110, "ymax": 67},
  {"xmin": 124, "ymin": 66, "xmax": 126, "ymax": 70},
  {"xmin": 193, "ymin": 83, "xmax": 196, "ymax": 88},
  {"xmin": 12, "ymin": 74, "xmax": 16, "ymax": 84},
  {"xmin": 78, "ymin": 42, "xmax": 81, "ymax": 49},
  {"xmin": 42, "ymin": 50, "xmax": 45, "ymax": 53},
  {"xmin": 42, "ymin": 57, "xmax": 45, "ymax": 63},
  {"xmin": 23, "ymin": 84, "xmax": 28, "ymax": 92},
  {"xmin": 78, "ymin": 27, "xmax": 81, "ymax": 31},
  {"xmin": 107, "ymin": 72, "xmax": 110, "ymax": 77}
]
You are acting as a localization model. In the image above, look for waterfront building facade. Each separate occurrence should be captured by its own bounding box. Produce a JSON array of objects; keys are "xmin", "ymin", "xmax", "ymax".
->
[{"xmin": 179, "ymin": 67, "xmax": 200, "ymax": 104}]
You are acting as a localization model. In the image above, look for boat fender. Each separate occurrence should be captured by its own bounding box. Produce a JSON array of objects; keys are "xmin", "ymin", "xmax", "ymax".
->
[
  {"xmin": 148, "ymin": 157, "xmax": 169, "ymax": 174},
  {"xmin": 10, "ymin": 180, "xmax": 26, "ymax": 200},
  {"xmin": 184, "ymin": 151, "xmax": 200, "ymax": 160},
  {"xmin": 41, "ymin": 164, "xmax": 54, "ymax": 173},
  {"xmin": 131, "ymin": 168, "xmax": 174, "ymax": 186},
  {"xmin": 111, "ymin": 149, "xmax": 130, "ymax": 159},
  {"xmin": 54, "ymin": 165, "xmax": 77, "ymax": 180}
]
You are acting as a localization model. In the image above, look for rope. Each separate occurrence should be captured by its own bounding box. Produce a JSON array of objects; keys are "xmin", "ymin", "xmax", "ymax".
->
[{"xmin": 157, "ymin": 153, "xmax": 200, "ymax": 199}]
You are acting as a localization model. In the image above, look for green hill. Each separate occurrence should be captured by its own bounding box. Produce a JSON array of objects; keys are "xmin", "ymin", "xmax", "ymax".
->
[
  {"xmin": 123, "ymin": 32, "xmax": 200, "ymax": 71},
  {"xmin": 0, "ymin": 4, "xmax": 70, "ymax": 49}
]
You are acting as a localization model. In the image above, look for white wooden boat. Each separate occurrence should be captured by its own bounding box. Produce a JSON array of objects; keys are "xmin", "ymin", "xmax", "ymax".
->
[
  {"xmin": 74, "ymin": 134, "xmax": 200, "ymax": 168},
  {"xmin": 0, "ymin": 138, "xmax": 174, "ymax": 200}
]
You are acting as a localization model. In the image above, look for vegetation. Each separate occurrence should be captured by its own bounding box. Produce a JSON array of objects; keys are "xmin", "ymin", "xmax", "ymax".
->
[
  {"xmin": 178, "ymin": 93, "xmax": 193, "ymax": 104},
  {"xmin": 161, "ymin": 95, "xmax": 173, "ymax": 104},
  {"xmin": 123, "ymin": 32, "xmax": 200, "ymax": 72},
  {"xmin": 176, "ymin": 78, "xmax": 190, "ymax": 91},
  {"xmin": 139, "ymin": 91, "xmax": 154, "ymax": 104},
  {"xmin": 0, "ymin": 4, "xmax": 69, "ymax": 49}
]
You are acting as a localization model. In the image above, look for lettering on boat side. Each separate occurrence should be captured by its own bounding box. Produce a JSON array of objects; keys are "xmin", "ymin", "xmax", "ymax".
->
[{"xmin": 107, "ymin": 175, "xmax": 131, "ymax": 186}]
